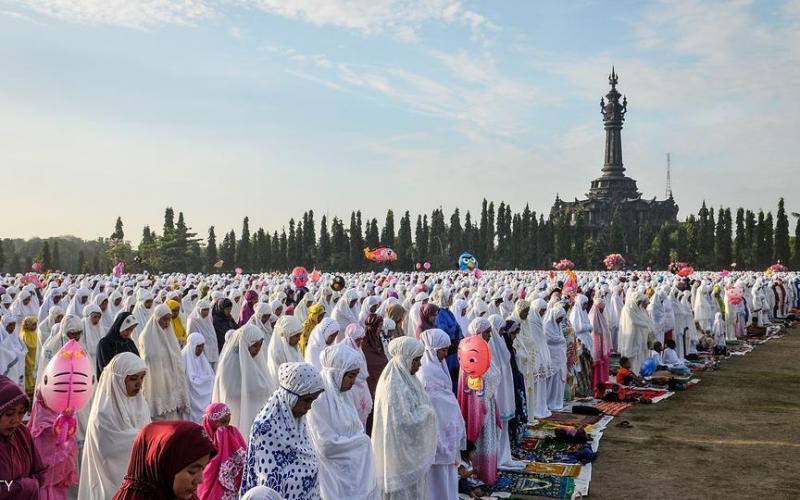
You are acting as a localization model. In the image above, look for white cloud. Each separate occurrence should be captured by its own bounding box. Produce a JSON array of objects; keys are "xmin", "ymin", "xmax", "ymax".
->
[
  {"xmin": 12, "ymin": 0, "xmax": 213, "ymax": 28},
  {"xmin": 245, "ymin": 0, "xmax": 493, "ymax": 40}
]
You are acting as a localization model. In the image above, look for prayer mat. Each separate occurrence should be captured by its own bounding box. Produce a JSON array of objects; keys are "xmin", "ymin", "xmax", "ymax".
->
[
  {"xmin": 525, "ymin": 462, "xmax": 582, "ymax": 478},
  {"xmin": 594, "ymin": 401, "xmax": 633, "ymax": 416},
  {"xmin": 537, "ymin": 412, "xmax": 602, "ymax": 428},
  {"xmin": 625, "ymin": 387, "xmax": 674, "ymax": 403},
  {"xmin": 493, "ymin": 471, "xmax": 576, "ymax": 499}
]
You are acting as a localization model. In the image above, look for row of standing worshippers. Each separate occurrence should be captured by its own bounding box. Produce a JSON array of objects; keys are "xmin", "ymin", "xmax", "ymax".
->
[{"xmin": 2, "ymin": 270, "xmax": 799, "ymax": 499}]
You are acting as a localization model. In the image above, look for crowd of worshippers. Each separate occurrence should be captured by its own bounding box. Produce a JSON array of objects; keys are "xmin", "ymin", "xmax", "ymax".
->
[{"xmin": 0, "ymin": 269, "xmax": 797, "ymax": 499}]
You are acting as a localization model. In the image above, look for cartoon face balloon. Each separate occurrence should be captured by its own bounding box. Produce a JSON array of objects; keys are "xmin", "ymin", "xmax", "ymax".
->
[
  {"xmin": 41, "ymin": 339, "xmax": 96, "ymax": 445},
  {"xmin": 457, "ymin": 335, "xmax": 491, "ymax": 394},
  {"xmin": 291, "ymin": 266, "xmax": 308, "ymax": 289},
  {"xmin": 458, "ymin": 252, "xmax": 478, "ymax": 272}
]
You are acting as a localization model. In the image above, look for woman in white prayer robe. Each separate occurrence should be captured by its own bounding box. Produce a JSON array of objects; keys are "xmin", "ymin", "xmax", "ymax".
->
[
  {"xmin": 186, "ymin": 299, "xmax": 219, "ymax": 366},
  {"xmin": 332, "ymin": 289, "xmax": 360, "ymax": 339},
  {"xmin": 212, "ymin": 324, "xmax": 271, "ymax": 436},
  {"xmin": 138, "ymin": 303, "xmax": 190, "ymax": 420},
  {"xmin": 130, "ymin": 290, "xmax": 155, "ymax": 342},
  {"xmin": 181, "ymin": 332, "xmax": 215, "ymax": 423},
  {"xmin": 304, "ymin": 317, "xmax": 341, "ymax": 372},
  {"xmin": 371, "ymin": 337, "xmax": 437, "ymax": 500},
  {"xmin": 77, "ymin": 352, "xmax": 150, "ymax": 500},
  {"xmin": 416, "ymin": 329, "xmax": 464, "ymax": 500},
  {"xmin": 511, "ymin": 300, "xmax": 553, "ymax": 419},
  {"xmin": 265, "ymin": 315, "xmax": 304, "ymax": 395},
  {"xmin": 82, "ymin": 304, "xmax": 105, "ymax": 361},
  {"xmin": 543, "ymin": 304, "xmax": 568, "ymax": 411},
  {"xmin": 307, "ymin": 343, "xmax": 378, "ymax": 500},
  {"xmin": 618, "ymin": 290, "xmax": 655, "ymax": 375}
]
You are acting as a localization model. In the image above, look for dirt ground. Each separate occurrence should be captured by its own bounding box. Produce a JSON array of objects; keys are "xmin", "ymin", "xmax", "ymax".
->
[{"xmin": 588, "ymin": 328, "xmax": 800, "ymax": 499}]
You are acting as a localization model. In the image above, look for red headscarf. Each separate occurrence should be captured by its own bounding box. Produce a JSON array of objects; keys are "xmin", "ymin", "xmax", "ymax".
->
[{"xmin": 113, "ymin": 421, "xmax": 217, "ymax": 500}]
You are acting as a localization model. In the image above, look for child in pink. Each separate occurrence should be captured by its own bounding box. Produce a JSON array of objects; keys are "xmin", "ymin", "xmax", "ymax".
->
[
  {"xmin": 28, "ymin": 390, "xmax": 78, "ymax": 500},
  {"xmin": 198, "ymin": 402, "xmax": 247, "ymax": 500}
]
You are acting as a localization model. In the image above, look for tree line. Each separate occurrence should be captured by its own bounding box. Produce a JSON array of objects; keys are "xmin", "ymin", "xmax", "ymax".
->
[{"xmin": 1, "ymin": 198, "xmax": 798, "ymax": 274}]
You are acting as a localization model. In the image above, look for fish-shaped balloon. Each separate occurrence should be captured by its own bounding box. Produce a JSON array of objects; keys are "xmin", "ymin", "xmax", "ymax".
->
[
  {"xmin": 40, "ymin": 339, "xmax": 96, "ymax": 446},
  {"xmin": 363, "ymin": 247, "xmax": 398, "ymax": 263}
]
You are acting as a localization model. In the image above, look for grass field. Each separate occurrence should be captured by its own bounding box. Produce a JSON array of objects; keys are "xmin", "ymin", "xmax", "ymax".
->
[{"xmin": 589, "ymin": 329, "xmax": 800, "ymax": 499}]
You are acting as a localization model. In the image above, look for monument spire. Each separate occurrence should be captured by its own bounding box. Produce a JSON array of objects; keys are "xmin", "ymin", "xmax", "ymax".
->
[{"xmin": 600, "ymin": 67, "xmax": 627, "ymax": 177}]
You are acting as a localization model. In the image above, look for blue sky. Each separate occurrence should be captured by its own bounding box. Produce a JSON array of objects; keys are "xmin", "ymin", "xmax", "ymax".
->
[{"xmin": 1, "ymin": 0, "xmax": 798, "ymax": 241}]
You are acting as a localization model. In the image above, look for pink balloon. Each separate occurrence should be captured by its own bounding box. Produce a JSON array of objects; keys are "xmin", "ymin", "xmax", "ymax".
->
[
  {"xmin": 41, "ymin": 340, "xmax": 96, "ymax": 445},
  {"xmin": 473, "ymin": 268, "xmax": 483, "ymax": 279},
  {"xmin": 309, "ymin": 269, "xmax": 321, "ymax": 283},
  {"xmin": 415, "ymin": 263, "xmax": 422, "ymax": 270},
  {"xmin": 291, "ymin": 266, "xmax": 308, "ymax": 289},
  {"xmin": 423, "ymin": 262, "xmax": 431, "ymax": 271},
  {"xmin": 458, "ymin": 335, "xmax": 491, "ymax": 392}
]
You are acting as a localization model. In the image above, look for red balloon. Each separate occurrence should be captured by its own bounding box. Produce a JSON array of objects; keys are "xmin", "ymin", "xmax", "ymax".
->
[{"xmin": 458, "ymin": 335, "xmax": 491, "ymax": 382}]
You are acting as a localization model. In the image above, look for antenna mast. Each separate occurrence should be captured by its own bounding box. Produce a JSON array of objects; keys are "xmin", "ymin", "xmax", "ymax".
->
[{"xmin": 666, "ymin": 152, "xmax": 673, "ymax": 198}]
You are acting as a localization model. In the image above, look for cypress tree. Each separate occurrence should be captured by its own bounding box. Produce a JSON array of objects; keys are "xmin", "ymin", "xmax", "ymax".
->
[
  {"xmin": 763, "ymin": 212, "xmax": 774, "ymax": 266},
  {"xmin": 40, "ymin": 241, "xmax": 52, "ymax": 270},
  {"xmin": 237, "ymin": 217, "xmax": 251, "ymax": 269},
  {"xmin": 733, "ymin": 208, "xmax": 746, "ymax": 266},
  {"xmin": 365, "ymin": 218, "xmax": 380, "ymax": 248},
  {"xmin": 279, "ymin": 230, "xmax": 288, "ymax": 270},
  {"xmin": 774, "ymin": 198, "xmax": 791, "ymax": 264},
  {"xmin": 206, "ymin": 227, "xmax": 218, "ymax": 268},
  {"xmin": 744, "ymin": 210, "xmax": 756, "ymax": 268},
  {"xmin": 396, "ymin": 212, "xmax": 413, "ymax": 270},
  {"xmin": 349, "ymin": 212, "xmax": 364, "ymax": 270},
  {"xmin": 304, "ymin": 210, "xmax": 317, "ymax": 266},
  {"xmin": 381, "ymin": 210, "xmax": 396, "ymax": 248},
  {"xmin": 318, "ymin": 215, "xmax": 331, "ymax": 268},
  {"xmin": 111, "ymin": 217, "xmax": 125, "ymax": 240},
  {"xmin": 52, "ymin": 241, "xmax": 60, "ymax": 270},
  {"xmin": 448, "ymin": 208, "xmax": 464, "ymax": 260}
]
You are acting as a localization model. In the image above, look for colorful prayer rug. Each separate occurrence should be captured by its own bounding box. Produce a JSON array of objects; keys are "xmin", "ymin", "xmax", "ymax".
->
[
  {"xmin": 525, "ymin": 462, "xmax": 582, "ymax": 478},
  {"xmin": 594, "ymin": 401, "xmax": 633, "ymax": 416},
  {"xmin": 493, "ymin": 470, "xmax": 576, "ymax": 499}
]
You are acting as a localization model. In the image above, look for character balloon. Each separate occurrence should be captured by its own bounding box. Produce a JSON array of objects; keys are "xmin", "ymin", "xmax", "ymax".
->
[
  {"xmin": 40, "ymin": 339, "xmax": 96, "ymax": 446},
  {"xmin": 309, "ymin": 268, "xmax": 321, "ymax": 283},
  {"xmin": 331, "ymin": 275, "xmax": 345, "ymax": 292},
  {"xmin": 458, "ymin": 252, "xmax": 478, "ymax": 272},
  {"xmin": 364, "ymin": 247, "xmax": 398, "ymax": 263},
  {"xmin": 457, "ymin": 335, "xmax": 491, "ymax": 395},
  {"xmin": 291, "ymin": 266, "xmax": 309, "ymax": 289}
]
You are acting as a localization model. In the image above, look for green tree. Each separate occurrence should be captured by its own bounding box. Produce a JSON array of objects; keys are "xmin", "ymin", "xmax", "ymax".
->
[
  {"xmin": 774, "ymin": 198, "xmax": 791, "ymax": 264},
  {"xmin": 793, "ymin": 217, "xmax": 800, "ymax": 270},
  {"xmin": 0, "ymin": 240, "xmax": 5, "ymax": 270},
  {"xmin": 744, "ymin": 210, "xmax": 756, "ymax": 268},
  {"xmin": 365, "ymin": 218, "xmax": 380, "ymax": 249},
  {"xmin": 303, "ymin": 211, "xmax": 317, "ymax": 266},
  {"xmin": 287, "ymin": 219, "xmax": 298, "ymax": 266},
  {"xmin": 318, "ymin": 215, "xmax": 331, "ymax": 268},
  {"xmin": 111, "ymin": 217, "xmax": 125, "ymax": 240},
  {"xmin": 396, "ymin": 211, "xmax": 413, "ymax": 270},
  {"xmin": 237, "ymin": 217, "xmax": 251, "ymax": 270},
  {"xmin": 381, "ymin": 210, "xmax": 396, "ymax": 248},
  {"xmin": 763, "ymin": 212, "xmax": 774, "ymax": 266},
  {"xmin": 349, "ymin": 212, "xmax": 364, "ymax": 271},
  {"xmin": 715, "ymin": 208, "xmax": 732, "ymax": 269},
  {"xmin": 733, "ymin": 208, "xmax": 746, "ymax": 266},
  {"xmin": 206, "ymin": 226, "xmax": 218, "ymax": 268},
  {"xmin": 448, "ymin": 208, "xmax": 463, "ymax": 261},
  {"xmin": 52, "ymin": 241, "xmax": 60, "ymax": 270},
  {"xmin": 39, "ymin": 241, "xmax": 52, "ymax": 270}
]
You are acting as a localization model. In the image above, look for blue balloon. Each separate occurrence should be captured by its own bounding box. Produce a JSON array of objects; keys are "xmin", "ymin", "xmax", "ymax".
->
[
  {"xmin": 458, "ymin": 252, "xmax": 478, "ymax": 272},
  {"xmin": 640, "ymin": 358, "xmax": 658, "ymax": 377}
]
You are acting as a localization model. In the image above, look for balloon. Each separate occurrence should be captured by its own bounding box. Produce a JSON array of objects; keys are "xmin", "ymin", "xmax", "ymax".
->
[
  {"xmin": 415, "ymin": 263, "xmax": 422, "ymax": 270},
  {"xmin": 291, "ymin": 266, "xmax": 308, "ymax": 289},
  {"xmin": 457, "ymin": 335, "xmax": 491, "ymax": 394},
  {"xmin": 473, "ymin": 268, "xmax": 483, "ymax": 279},
  {"xmin": 235, "ymin": 267, "xmax": 243, "ymax": 275},
  {"xmin": 364, "ymin": 247, "xmax": 398, "ymax": 263},
  {"xmin": 331, "ymin": 275, "xmax": 345, "ymax": 292},
  {"xmin": 31, "ymin": 262, "xmax": 43, "ymax": 272},
  {"xmin": 458, "ymin": 252, "xmax": 478, "ymax": 271},
  {"xmin": 640, "ymin": 358, "xmax": 658, "ymax": 377},
  {"xmin": 310, "ymin": 268, "xmax": 321, "ymax": 283},
  {"xmin": 423, "ymin": 262, "xmax": 431, "ymax": 271},
  {"xmin": 41, "ymin": 339, "xmax": 96, "ymax": 446}
]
